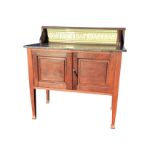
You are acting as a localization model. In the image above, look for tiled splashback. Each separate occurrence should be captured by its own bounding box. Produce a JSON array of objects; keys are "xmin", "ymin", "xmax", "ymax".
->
[{"xmin": 47, "ymin": 28, "xmax": 118, "ymax": 44}]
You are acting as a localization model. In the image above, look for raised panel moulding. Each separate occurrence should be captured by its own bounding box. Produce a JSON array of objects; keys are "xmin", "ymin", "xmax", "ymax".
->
[
  {"xmin": 47, "ymin": 28, "xmax": 118, "ymax": 44},
  {"xmin": 38, "ymin": 57, "xmax": 65, "ymax": 82}
]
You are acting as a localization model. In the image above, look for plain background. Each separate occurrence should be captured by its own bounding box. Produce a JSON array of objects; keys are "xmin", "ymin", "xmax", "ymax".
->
[{"xmin": 0, "ymin": 0, "xmax": 155, "ymax": 154}]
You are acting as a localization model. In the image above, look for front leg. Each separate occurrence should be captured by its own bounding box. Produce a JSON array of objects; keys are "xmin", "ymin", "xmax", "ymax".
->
[
  {"xmin": 30, "ymin": 89, "xmax": 37, "ymax": 119},
  {"xmin": 111, "ymin": 52, "xmax": 122, "ymax": 129},
  {"xmin": 27, "ymin": 49, "xmax": 37, "ymax": 119},
  {"xmin": 111, "ymin": 92, "xmax": 118, "ymax": 129},
  {"xmin": 46, "ymin": 90, "xmax": 50, "ymax": 103}
]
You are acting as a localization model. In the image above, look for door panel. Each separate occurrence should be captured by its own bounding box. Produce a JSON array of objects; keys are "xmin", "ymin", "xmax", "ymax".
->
[
  {"xmin": 32, "ymin": 49, "xmax": 72, "ymax": 89},
  {"xmin": 38, "ymin": 57, "xmax": 65, "ymax": 82},
  {"xmin": 78, "ymin": 59, "xmax": 108, "ymax": 86},
  {"xmin": 73, "ymin": 52, "xmax": 115, "ymax": 93}
]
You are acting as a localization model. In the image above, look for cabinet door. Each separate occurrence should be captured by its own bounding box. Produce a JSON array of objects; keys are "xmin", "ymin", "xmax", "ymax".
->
[
  {"xmin": 73, "ymin": 52, "xmax": 116, "ymax": 94},
  {"xmin": 32, "ymin": 49, "xmax": 72, "ymax": 89}
]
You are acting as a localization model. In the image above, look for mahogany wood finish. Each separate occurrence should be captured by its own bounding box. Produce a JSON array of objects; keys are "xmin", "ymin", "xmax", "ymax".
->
[
  {"xmin": 32, "ymin": 49, "xmax": 72, "ymax": 90},
  {"xmin": 27, "ymin": 49, "xmax": 122, "ymax": 128},
  {"xmin": 74, "ymin": 52, "xmax": 115, "ymax": 93},
  {"xmin": 27, "ymin": 49, "xmax": 36, "ymax": 119},
  {"xmin": 111, "ymin": 52, "xmax": 122, "ymax": 129}
]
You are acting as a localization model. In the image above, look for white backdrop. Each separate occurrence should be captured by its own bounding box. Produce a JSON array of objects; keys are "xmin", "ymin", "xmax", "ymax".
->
[{"xmin": 0, "ymin": 0, "xmax": 155, "ymax": 154}]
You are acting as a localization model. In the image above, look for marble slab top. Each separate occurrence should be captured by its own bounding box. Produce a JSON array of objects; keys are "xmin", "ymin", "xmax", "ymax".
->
[{"xmin": 24, "ymin": 43, "xmax": 126, "ymax": 52}]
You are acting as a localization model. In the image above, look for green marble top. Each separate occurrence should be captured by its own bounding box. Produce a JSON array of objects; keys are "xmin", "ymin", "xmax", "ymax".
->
[{"xmin": 24, "ymin": 43, "xmax": 126, "ymax": 52}]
